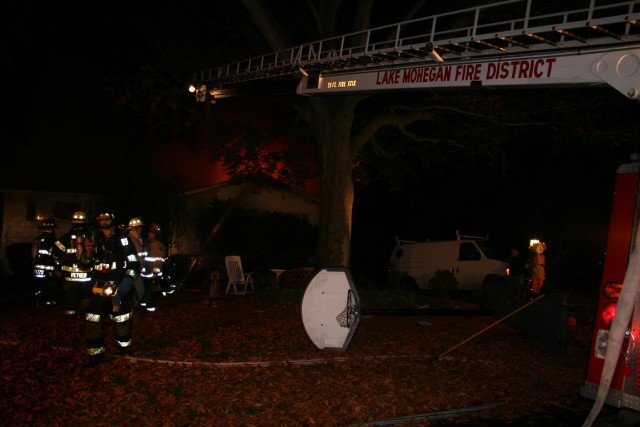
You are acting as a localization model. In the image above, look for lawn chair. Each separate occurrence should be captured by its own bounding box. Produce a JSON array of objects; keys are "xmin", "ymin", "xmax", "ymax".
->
[{"xmin": 225, "ymin": 256, "xmax": 254, "ymax": 295}]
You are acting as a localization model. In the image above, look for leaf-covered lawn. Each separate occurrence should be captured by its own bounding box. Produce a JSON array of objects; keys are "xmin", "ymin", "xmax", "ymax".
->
[{"xmin": 0, "ymin": 288, "xmax": 593, "ymax": 426}]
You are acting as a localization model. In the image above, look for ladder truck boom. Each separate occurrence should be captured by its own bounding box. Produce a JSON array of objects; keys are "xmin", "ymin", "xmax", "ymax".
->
[
  {"xmin": 190, "ymin": 1, "xmax": 640, "ymax": 102},
  {"xmin": 296, "ymin": 45, "xmax": 640, "ymax": 99}
]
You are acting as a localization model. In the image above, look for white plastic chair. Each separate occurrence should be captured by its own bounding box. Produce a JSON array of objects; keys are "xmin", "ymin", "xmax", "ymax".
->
[{"xmin": 225, "ymin": 256, "xmax": 254, "ymax": 295}]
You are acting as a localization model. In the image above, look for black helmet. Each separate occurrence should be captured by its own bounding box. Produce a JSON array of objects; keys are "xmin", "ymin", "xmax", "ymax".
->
[
  {"xmin": 39, "ymin": 218, "xmax": 57, "ymax": 230},
  {"xmin": 96, "ymin": 212, "xmax": 115, "ymax": 229}
]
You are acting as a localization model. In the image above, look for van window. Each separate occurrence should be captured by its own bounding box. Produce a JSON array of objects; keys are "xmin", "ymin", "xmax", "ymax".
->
[
  {"xmin": 459, "ymin": 242, "xmax": 481, "ymax": 261},
  {"xmin": 475, "ymin": 240, "xmax": 504, "ymax": 260}
]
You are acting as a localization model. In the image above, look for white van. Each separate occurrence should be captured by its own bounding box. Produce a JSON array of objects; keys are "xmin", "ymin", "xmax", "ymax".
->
[{"xmin": 389, "ymin": 233, "xmax": 508, "ymax": 291}]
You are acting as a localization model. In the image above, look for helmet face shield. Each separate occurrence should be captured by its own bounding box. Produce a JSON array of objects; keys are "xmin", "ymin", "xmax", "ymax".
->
[
  {"xmin": 39, "ymin": 218, "xmax": 57, "ymax": 230},
  {"xmin": 97, "ymin": 212, "xmax": 115, "ymax": 229}
]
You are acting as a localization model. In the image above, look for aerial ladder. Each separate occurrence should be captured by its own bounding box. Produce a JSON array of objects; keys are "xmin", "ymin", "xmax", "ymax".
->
[{"xmin": 189, "ymin": 0, "xmax": 640, "ymax": 101}]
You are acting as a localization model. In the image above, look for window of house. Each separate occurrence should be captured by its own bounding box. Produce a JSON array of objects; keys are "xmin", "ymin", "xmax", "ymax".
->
[
  {"xmin": 26, "ymin": 199, "xmax": 37, "ymax": 221},
  {"xmin": 53, "ymin": 201, "xmax": 82, "ymax": 221}
]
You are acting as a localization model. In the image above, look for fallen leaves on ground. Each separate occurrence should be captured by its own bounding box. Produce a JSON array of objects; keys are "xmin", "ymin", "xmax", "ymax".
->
[{"xmin": 0, "ymin": 287, "xmax": 594, "ymax": 426}]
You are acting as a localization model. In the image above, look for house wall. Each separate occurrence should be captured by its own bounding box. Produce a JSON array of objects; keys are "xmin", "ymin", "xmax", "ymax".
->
[
  {"xmin": 0, "ymin": 190, "xmax": 98, "ymax": 277},
  {"xmin": 173, "ymin": 183, "xmax": 319, "ymax": 255}
]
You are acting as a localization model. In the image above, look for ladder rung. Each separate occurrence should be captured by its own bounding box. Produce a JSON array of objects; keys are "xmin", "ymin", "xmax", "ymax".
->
[
  {"xmin": 473, "ymin": 39, "xmax": 507, "ymax": 52},
  {"xmin": 556, "ymin": 29, "xmax": 590, "ymax": 44},
  {"xmin": 525, "ymin": 33, "xmax": 560, "ymax": 47},
  {"xmin": 450, "ymin": 42, "xmax": 484, "ymax": 54},
  {"xmin": 499, "ymin": 36, "xmax": 532, "ymax": 49}
]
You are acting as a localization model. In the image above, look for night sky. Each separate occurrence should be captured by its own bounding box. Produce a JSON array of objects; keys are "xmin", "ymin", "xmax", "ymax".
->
[{"xmin": 2, "ymin": 1, "xmax": 230, "ymax": 192}]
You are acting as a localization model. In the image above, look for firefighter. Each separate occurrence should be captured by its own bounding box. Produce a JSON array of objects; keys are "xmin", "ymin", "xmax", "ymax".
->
[
  {"xmin": 53, "ymin": 211, "xmax": 93, "ymax": 318},
  {"xmin": 125, "ymin": 217, "xmax": 146, "ymax": 308},
  {"xmin": 140, "ymin": 222, "xmax": 166, "ymax": 312},
  {"xmin": 527, "ymin": 241, "xmax": 547, "ymax": 296},
  {"xmin": 81, "ymin": 212, "xmax": 141, "ymax": 367},
  {"xmin": 32, "ymin": 218, "xmax": 59, "ymax": 306}
]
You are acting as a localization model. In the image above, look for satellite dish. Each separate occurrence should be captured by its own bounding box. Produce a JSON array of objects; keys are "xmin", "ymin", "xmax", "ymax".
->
[{"xmin": 301, "ymin": 267, "xmax": 361, "ymax": 351}]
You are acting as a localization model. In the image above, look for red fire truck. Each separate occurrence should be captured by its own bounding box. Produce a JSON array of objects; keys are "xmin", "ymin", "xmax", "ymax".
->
[{"xmin": 580, "ymin": 158, "xmax": 640, "ymax": 412}]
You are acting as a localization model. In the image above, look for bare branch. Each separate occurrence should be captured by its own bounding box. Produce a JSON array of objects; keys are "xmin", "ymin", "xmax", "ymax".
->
[
  {"xmin": 352, "ymin": 0, "xmax": 374, "ymax": 33},
  {"xmin": 396, "ymin": 127, "xmax": 459, "ymax": 147},
  {"xmin": 392, "ymin": 105, "xmax": 550, "ymax": 127},
  {"xmin": 302, "ymin": 0, "xmax": 323, "ymax": 36},
  {"xmin": 353, "ymin": 101, "xmax": 549, "ymax": 156},
  {"xmin": 240, "ymin": 0, "xmax": 292, "ymax": 50},
  {"xmin": 352, "ymin": 109, "xmax": 434, "ymax": 154},
  {"xmin": 400, "ymin": 0, "xmax": 429, "ymax": 22}
]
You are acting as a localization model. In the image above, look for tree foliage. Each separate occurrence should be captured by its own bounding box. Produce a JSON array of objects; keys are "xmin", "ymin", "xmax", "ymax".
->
[{"xmin": 205, "ymin": 118, "xmax": 316, "ymax": 189}]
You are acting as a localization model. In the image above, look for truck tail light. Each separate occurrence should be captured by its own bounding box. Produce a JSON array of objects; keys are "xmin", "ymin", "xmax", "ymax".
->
[
  {"xmin": 599, "ymin": 281, "xmax": 622, "ymax": 328},
  {"xmin": 601, "ymin": 303, "xmax": 617, "ymax": 327}
]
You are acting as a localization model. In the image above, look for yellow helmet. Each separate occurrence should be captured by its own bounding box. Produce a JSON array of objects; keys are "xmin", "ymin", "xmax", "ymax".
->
[
  {"xmin": 128, "ymin": 217, "xmax": 144, "ymax": 229},
  {"xmin": 72, "ymin": 211, "xmax": 87, "ymax": 224}
]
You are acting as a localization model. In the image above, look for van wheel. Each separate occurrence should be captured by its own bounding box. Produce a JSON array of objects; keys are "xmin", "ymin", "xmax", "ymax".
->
[{"xmin": 400, "ymin": 276, "xmax": 419, "ymax": 292}]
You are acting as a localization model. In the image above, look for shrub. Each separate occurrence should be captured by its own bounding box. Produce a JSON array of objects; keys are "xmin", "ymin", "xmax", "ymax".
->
[
  {"xmin": 476, "ymin": 275, "xmax": 525, "ymax": 308},
  {"xmin": 386, "ymin": 268, "xmax": 418, "ymax": 291}
]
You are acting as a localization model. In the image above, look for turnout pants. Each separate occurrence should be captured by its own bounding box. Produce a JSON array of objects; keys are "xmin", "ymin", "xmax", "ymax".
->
[
  {"xmin": 63, "ymin": 279, "xmax": 91, "ymax": 317},
  {"xmin": 85, "ymin": 293, "xmax": 133, "ymax": 359}
]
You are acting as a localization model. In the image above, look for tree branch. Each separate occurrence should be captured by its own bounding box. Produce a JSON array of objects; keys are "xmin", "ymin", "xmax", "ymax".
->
[
  {"xmin": 352, "ymin": 109, "xmax": 435, "ymax": 154},
  {"xmin": 393, "ymin": 105, "xmax": 550, "ymax": 127},
  {"xmin": 240, "ymin": 0, "xmax": 292, "ymax": 50}
]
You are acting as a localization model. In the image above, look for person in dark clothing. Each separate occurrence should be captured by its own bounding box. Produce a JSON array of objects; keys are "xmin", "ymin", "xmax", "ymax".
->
[
  {"xmin": 52, "ymin": 211, "xmax": 93, "ymax": 318},
  {"xmin": 32, "ymin": 218, "xmax": 59, "ymax": 307},
  {"xmin": 508, "ymin": 247, "xmax": 527, "ymax": 278},
  {"xmin": 81, "ymin": 212, "xmax": 141, "ymax": 367},
  {"xmin": 140, "ymin": 222, "xmax": 167, "ymax": 312}
]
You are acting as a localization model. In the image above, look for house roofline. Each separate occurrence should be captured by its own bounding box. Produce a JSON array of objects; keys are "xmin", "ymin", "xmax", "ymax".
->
[{"xmin": 183, "ymin": 180, "xmax": 319, "ymax": 204}]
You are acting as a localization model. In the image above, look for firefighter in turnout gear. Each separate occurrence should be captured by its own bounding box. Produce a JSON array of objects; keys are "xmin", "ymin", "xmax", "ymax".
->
[
  {"xmin": 125, "ymin": 217, "xmax": 146, "ymax": 308},
  {"xmin": 81, "ymin": 212, "xmax": 141, "ymax": 367},
  {"xmin": 32, "ymin": 218, "xmax": 59, "ymax": 306},
  {"xmin": 140, "ymin": 222, "xmax": 166, "ymax": 312},
  {"xmin": 527, "ymin": 240, "xmax": 547, "ymax": 297},
  {"xmin": 53, "ymin": 211, "xmax": 93, "ymax": 318}
]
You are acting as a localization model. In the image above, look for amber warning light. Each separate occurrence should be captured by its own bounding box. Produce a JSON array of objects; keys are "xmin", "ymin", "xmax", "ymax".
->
[{"xmin": 604, "ymin": 282, "xmax": 623, "ymax": 299}]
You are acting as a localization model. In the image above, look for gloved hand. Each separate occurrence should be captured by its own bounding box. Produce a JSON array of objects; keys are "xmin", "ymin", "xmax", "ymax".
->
[{"xmin": 113, "ymin": 276, "xmax": 134, "ymax": 308}]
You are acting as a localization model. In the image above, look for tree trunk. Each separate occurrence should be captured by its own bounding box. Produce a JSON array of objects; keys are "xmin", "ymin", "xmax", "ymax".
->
[{"xmin": 296, "ymin": 96, "xmax": 361, "ymax": 268}]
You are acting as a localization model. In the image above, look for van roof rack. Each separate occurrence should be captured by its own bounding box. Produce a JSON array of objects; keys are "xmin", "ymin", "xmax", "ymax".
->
[{"xmin": 456, "ymin": 230, "xmax": 489, "ymax": 241}]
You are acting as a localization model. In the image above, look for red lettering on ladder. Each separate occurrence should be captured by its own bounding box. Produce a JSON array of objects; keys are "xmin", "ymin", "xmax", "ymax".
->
[
  {"xmin": 485, "ymin": 58, "xmax": 557, "ymax": 80},
  {"xmin": 454, "ymin": 64, "xmax": 481, "ymax": 81},
  {"xmin": 375, "ymin": 69, "xmax": 400, "ymax": 85}
]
